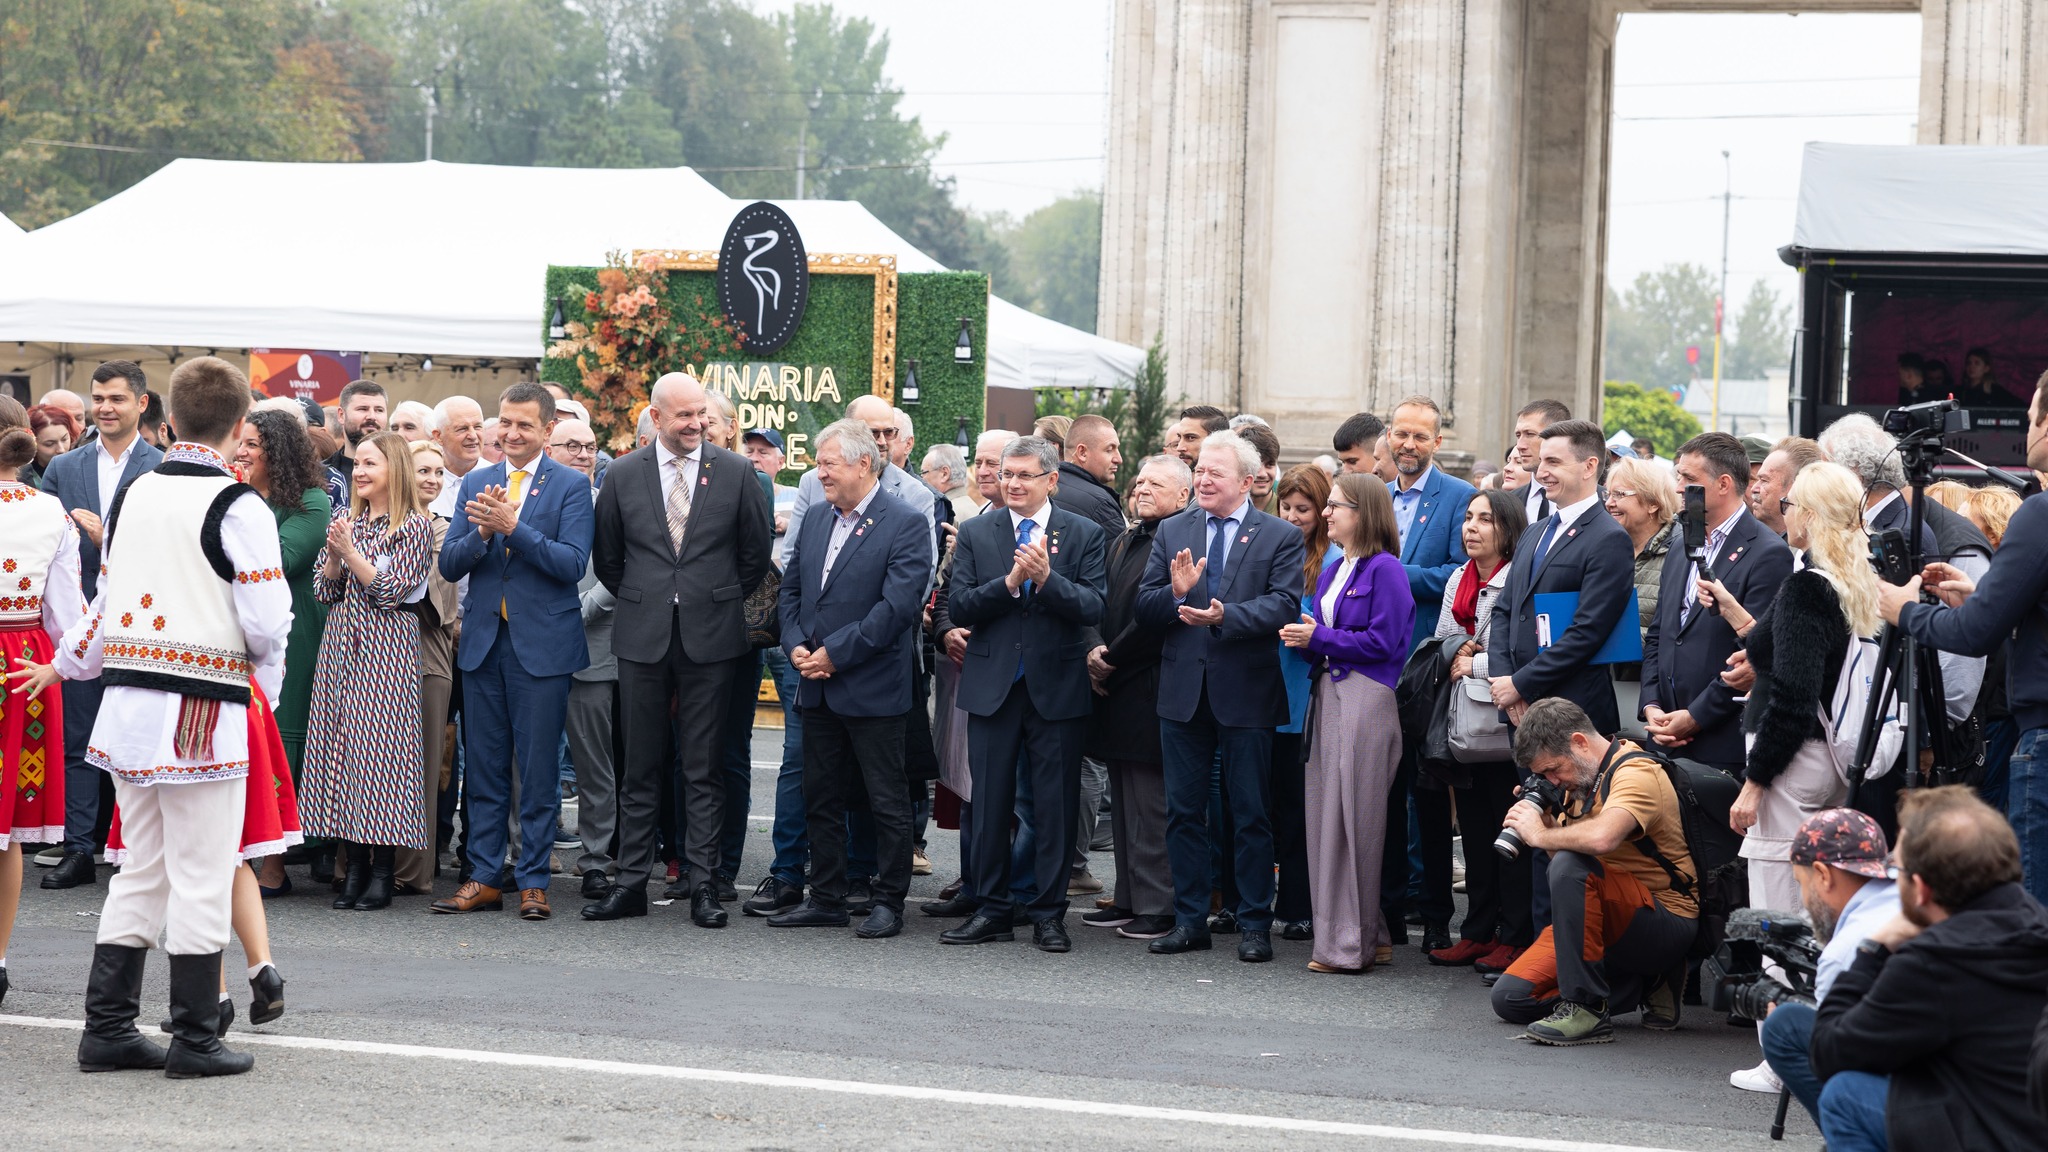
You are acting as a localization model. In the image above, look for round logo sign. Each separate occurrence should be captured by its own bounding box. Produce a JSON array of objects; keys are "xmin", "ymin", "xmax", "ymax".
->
[{"xmin": 717, "ymin": 202, "xmax": 810, "ymax": 354}]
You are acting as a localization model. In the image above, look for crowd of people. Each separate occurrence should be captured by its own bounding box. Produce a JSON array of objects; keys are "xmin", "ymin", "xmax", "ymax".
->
[{"xmin": 8, "ymin": 358, "xmax": 2048, "ymax": 1151}]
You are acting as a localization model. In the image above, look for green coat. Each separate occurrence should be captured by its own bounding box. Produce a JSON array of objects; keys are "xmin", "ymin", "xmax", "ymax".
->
[{"xmin": 273, "ymin": 486, "xmax": 333, "ymax": 775}]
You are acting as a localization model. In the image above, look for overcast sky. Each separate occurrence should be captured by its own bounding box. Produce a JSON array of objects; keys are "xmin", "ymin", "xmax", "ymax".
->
[{"xmin": 756, "ymin": 3, "xmax": 1920, "ymax": 316}]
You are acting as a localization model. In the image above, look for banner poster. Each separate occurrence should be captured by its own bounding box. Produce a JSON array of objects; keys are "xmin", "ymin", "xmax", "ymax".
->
[{"xmin": 249, "ymin": 349, "xmax": 363, "ymax": 404}]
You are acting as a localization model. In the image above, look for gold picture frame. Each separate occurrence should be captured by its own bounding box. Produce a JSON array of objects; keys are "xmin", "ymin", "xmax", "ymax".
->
[{"xmin": 634, "ymin": 250, "xmax": 900, "ymax": 401}]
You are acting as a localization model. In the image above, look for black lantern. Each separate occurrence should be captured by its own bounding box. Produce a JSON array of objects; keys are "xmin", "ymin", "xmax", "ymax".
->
[
  {"xmin": 954, "ymin": 317, "xmax": 974, "ymax": 364},
  {"xmin": 901, "ymin": 358, "xmax": 920, "ymax": 405},
  {"xmin": 954, "ymin": 415, "xmax": 970, "ymax": 448},
  {"xmin": 548, "ymin": 296, "xmax": 566, "ymax": 340}
]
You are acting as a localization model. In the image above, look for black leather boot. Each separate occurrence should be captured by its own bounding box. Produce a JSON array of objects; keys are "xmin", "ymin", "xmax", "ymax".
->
[
  {"xmin": 311, "ymin": 843, "xmax": 337, "ymax": 890},
  {"xmin": 77, "ymin": 943, "xmax": 167, "ymax": 1072},
  {"xmin": 163, "ymin": 952, "xmax": 254, "ymax": 1079},
  {"xmin": 247, "ymin": 964, "xmax": 285, "ymax": 1025},
  {"xmin": 331, "ymin": 842, "xmax": 369, "ymax": 910},
  {"xmin": 159, "ymin": 997, "xmax": 233, "ymax": 1038},
  {"xmin": 353, "ymin": 845, "xmax": 395, "ymax": 910}
]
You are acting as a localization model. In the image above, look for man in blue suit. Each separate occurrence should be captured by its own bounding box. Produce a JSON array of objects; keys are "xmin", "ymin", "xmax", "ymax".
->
[
  {"xmin": 38, "ymin": 362, "xmax": 162, "ymax": 890},
  {"xmin": 765, "ymin": 420, "xmax": 934, "ymax": 939},
  {"xmin": 940, "ymin": 435, "xmax": 1108, "ymax": 953},
  {"xmin": 433, "ymin": 382, "xmax": 593, "ymax": 921},
  {"xmin": 1138, "ymin": 431, "xmax": 1306, "ymax": 962},
  {"xmin": 1387, "ymin": 394, "xmax": 1477, "ymax": 952}
]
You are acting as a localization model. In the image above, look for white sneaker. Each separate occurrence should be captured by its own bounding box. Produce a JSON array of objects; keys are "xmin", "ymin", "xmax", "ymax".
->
[{"xmin": 1729, "ymin": 1060, "xmax": 1784, "ymax": 1093}]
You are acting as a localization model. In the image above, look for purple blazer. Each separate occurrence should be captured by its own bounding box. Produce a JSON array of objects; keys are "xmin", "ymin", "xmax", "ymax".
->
[{"xmin": 1306, "ymin": 550, "xmax": 1415, "ymax": 690}]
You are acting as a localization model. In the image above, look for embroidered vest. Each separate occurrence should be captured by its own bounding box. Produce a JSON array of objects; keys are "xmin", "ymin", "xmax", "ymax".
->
[
  {"xmin": 98, "ymin": 468, "xmax": 255, "ymax": 703},
  {"xmin": 0, "ymin": 483, "xmax": 67, "ymax": 628}
]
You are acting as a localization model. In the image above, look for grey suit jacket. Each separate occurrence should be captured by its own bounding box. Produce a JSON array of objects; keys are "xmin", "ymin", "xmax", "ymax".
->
[
  {"xmin": 574, "ymin": 486, "xmax": 617, "ymax": 683},
  {"xmin": 40, "ymin": 436, "xmax": 163, "ymax": 601}
]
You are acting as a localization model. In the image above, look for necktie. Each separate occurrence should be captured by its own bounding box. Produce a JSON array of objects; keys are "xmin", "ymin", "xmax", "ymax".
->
[
  {"xmin": 499, "ymin": 469, "xmax": 529, "ymax": 620},
  {"xmin": 1535, "ymin": 490, "xmax": 1552, "ymax": 521},
  {"xmin": 1530, "ymin": 513, "xmax": 1561, "ymax": 573},
  {"xmin": 666, "ymin": 457, "xmax": 693, "ymax": 554},
  {"xmin": 1204, "ymin": 515, "xmax": 1230, "ymax": 605},
  {"xmin": 1015, "ymin": 517, "xmax": 1036, "ymax": 680}
]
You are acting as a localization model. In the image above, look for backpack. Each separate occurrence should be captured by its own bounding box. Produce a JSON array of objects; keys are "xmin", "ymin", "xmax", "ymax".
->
[
  {"xmin": 1828, "ymin": 635, "xmax": 1905, "ymax": 781},
  {"xmin": 1597, "ymin": 746, "xmax": 1747, "ymax": 959}
]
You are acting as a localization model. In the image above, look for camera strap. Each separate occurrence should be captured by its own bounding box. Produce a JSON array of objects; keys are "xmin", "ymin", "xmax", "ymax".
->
[{"xmin": 1594, "ymin": 744, "xmax": 1697, "ymax": 901}]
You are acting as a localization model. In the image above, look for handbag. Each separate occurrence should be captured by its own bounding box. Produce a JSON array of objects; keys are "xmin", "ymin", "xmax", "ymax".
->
[
  {"xmin": 1447, "ymin": 675, "xmax": 1512, "ymax": 764},
  {"xmin": 744, "ymin": 569, "xmax": 782, "ymax": 649}
]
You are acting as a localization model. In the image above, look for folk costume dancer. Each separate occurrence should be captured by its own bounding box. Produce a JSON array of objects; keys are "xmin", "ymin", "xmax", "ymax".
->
[
  {"xmin": 0, "ymin": 412, "xmax": 86, "ymax": 1007},
  {"xmin": 26, "ymin": 358, "xmax": 291, "ymax": 1079}
]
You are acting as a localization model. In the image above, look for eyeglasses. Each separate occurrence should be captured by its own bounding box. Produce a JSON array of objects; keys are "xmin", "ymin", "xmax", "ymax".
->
[
  {"xmin": 550, "ymin": 440, "xmax": 597, "ymax": 455},
  {"xmin": 1607, "ymin": 488, "xmax": 1637, "ymax": 501},
  {"xmin": 1325, "ymin": 500, "xmax": 1356, "ymax": 510},
  {"xmin": 868, "ymin": 426, "xmax": 900, "ymax": 440},
  {"xmin": 1779, "ymin": 498, "xmax": 1797, "ymax": 515},
  {"xmin": 997, "ymin": 469, "xmax": 1050, "ymax": 483}
]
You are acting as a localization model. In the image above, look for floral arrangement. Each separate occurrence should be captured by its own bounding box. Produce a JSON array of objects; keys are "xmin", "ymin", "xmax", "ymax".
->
[{"xmin": 546, "ymin": 250, "xmax": 746, "ymax": 451}]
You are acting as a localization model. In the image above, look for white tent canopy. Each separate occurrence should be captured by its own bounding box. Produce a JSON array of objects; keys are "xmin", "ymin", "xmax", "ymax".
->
[
  {"xmin": 0, "ymin": 158, "xmax": 1140, "ymax": 391},
  {"xmin": 1793, "ymin": 143, "xmax": 2048, "ymax": 257}
]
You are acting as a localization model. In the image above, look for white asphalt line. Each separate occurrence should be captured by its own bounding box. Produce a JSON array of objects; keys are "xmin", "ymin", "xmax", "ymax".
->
[{"xmin": 2, "ymin": 1014, "xmax": 1693, "ymax": 1152}]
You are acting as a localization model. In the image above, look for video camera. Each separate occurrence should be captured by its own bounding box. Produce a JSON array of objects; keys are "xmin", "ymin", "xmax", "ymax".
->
[
  {"xmin": 1492, "ymin": 775, "xmax": 1569, "ymax": 862},
  {"xmin": 1882, "ymin": 397, "xmax": 1970, "ymax": 442},
  {"xmin": 1700, "ymin": 907, "xmax": 1821, "ymax": 1022}
]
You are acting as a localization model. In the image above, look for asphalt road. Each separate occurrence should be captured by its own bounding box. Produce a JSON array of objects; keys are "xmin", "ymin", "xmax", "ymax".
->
[{"xmin": 2, "ymin": 729, "xmax": 1809, "ymax": 1151}]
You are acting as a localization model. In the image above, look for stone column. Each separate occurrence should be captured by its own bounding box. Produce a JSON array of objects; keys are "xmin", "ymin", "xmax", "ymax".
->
[{"xmin": 1918, "ymin": 0, "xmax": 2048, "ymax": 144}]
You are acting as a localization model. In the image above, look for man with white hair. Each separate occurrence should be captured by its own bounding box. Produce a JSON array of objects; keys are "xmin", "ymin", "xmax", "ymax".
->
[
  {"xmin": 889, "ymin": 407, "xmax": 916, "ymax": 472},
  {"xmin": 920, "ymin": 443, "xmax": 976, "ymax": 520},
  {"xmin": 479, "ymin": 416, "xmax": 502, "ymax": 464},
  {"xmin": 431, "ymin": 396, "xmax": 486, "ymax": 517},
  {"xmin": 389, "ymin": 400, "xmax": 435, "ymax": 442}
]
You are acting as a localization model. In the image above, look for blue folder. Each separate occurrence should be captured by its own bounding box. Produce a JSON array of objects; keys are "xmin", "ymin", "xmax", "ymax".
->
[{"xmin": 1532, "ymin": 590, "xmax": 1643, "ymax": 664}]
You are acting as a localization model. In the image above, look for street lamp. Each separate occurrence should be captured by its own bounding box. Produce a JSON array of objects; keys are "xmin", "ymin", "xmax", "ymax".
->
[
  {"xmin": 954, "ymin": 317, "xmax": 974, "ymax": 364},
  {"xmin": 901, "ymin": 358, "xmax": 920, "ymax": 405},
  {"xmin": 954, "ymin": 415, "xmax": 971, "ymax": 448},
  {"xmin": 548, "ymin": 296, "xmax": 566, "ymax": 340}
]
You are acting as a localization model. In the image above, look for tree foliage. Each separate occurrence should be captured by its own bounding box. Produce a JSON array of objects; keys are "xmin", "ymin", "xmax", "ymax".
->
[
  {"xmin": 999, "ymin": 190, "xmax": 1100, "ymax": 333},
  {"xmin": 1035, "ymin": 332, "xmax": 1173, "ymax": 460},
  {"xmin": 1602, "ymin": 262, "xmax": 1793, "ymax": 395},
  {"xmin": 1601, "ymin": 380, "xmax": 1700, "ymax": 452}
]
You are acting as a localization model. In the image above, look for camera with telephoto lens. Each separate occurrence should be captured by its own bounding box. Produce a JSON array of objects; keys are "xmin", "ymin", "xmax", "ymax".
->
[
  {"xmin": 1492, "ymin": 775, "xmax": 1569, "ymax": 862},
  {"xmin": 1700, "ymin": 907, "xmax": 1822, "ymax": 1022},
  {"xmin": 1882, "ymin": 397, "xmax": 1970, "ymax": 441}
]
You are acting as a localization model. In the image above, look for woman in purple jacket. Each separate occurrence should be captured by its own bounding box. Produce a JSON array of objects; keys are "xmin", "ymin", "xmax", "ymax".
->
[{"xmin": 1281, "ymin": 473, "xmax": 1415, "ymax": 973}]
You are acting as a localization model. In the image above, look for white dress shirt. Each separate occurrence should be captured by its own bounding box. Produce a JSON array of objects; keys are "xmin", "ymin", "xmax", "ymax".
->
[
  {"xmin": 1548, "ymin": 491, "xmax": 1601, "ymax": 535},
  {"xmin": 655, "ymin": 439, "xmax": 702, "ymax": 502},
  {"xmin": 94, "ymin": 434, "xmax": 138, "ymax": 519},
  {"xmin": 819, "ymin": 484, "xmax": 881, "ymax": 589}
]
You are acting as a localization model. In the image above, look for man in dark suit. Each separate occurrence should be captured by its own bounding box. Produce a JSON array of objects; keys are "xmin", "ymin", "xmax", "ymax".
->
[
  {"xmin": 1506, "ymin": 399, "xmax": 1573, "ymax": 526},
  {"xmin": 585, "ymin": 373, "xmax": 771, "ymax": 926},
  {"xmin": 434, "ymin": 382, "xmax": 594, "ymax": 922},
  {"xmin": 38, "ymin": 360, "xmax": 162, "ymax": 890},
  {"xmin": 1488, "ymin": 418, "xmax": 1635, "ymax": 735},
  {"xmin": 941, "ymin": 435, "xmax": 1107, "ymax": 953},
  {"xmin": 1640, "ymin": 432, "xmax": 1793, "ymax": 774},
  {"xmin": 764, "ymin": 420, "xmax": 934, "ymax": 938},
  {"xmin": 1137, "ymin": 431, "xmax": 1306, "ymax": 962}
]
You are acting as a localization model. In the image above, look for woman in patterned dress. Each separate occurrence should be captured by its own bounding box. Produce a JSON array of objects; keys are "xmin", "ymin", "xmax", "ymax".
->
[
  {"xmin": 0, "ymin": 397, "xmax": 84, "ymax": 1006},
  {"xmin": 299, "ymin": 431, "xmax": 432, "ymax": 912}
]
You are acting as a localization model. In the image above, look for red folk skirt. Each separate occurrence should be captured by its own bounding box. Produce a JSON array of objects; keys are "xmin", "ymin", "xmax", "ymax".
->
[
  {"xmin": 107, "ymin": 680, "xmax": 303, "ymax": 863},
  {"xmin": 0, "ymin": 624, "xmax": 63, "ymax": 850}
]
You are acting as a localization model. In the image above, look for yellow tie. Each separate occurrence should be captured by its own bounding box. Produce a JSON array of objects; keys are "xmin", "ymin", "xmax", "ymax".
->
[{"xmin": 499, "ymin": 469, "xmax": 528, "ymax": 620}]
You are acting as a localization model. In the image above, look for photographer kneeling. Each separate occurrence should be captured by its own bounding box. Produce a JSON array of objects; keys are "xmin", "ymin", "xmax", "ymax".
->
[
  {"xmin": 1492, "ymin": 699, "xmax": 1698, "ymax": 1046},
  {"xmin": 1756, "ymin": 809, "xmax": 1899, "ymax": 1123},
  {"xmin": 1810, "ymin": 786, "xmax": 2048, "ymax": 1152}
]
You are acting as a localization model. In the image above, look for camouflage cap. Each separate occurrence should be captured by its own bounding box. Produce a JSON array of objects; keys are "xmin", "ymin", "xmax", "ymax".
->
[{"xmin": 1790, "ymin": 807, "xmax": 1893, "ymax": 879}]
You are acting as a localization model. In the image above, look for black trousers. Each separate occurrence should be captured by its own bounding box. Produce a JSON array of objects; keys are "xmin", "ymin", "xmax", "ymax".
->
[
  {"xmin": 1270, "ymin": 731, "xmax": 1312, "ymax": 922},
  {"xmin": 802, "ymin": 704, "xmax": 912, "ymax": 912},
  {"xmin": 615, "ymin": 612, "xmax": 735, "ymax": 889},
  {"xmin": 1425, "ymin": 762, "xmax": 1534, "ymax": 946},
  {"xmin": 1492, "ymin": 850, "xmax": 1696, "ymax": 1022},
  {"xmin": 967, "ymin": 683, "xmax": 1086, "ymax": 922}
]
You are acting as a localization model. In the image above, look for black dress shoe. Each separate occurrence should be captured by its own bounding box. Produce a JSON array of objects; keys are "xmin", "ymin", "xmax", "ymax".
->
[
  {"xmin": 855, "ymin": 905, "xmax": 902, "ymax": 939},
  {"xmin": 1279, "ymin": 919, "xmax": 1314, "ymax": 941},
  {"xmin": 743, "ymin": 876, "xmax": 804, "ymax": 917},
  {"xmin": 1386, "ymin": 920, "xmax": 1410, "ymax": 945},
  {"xmin": 939, "ymin": 912, "xmax": 1015, "ymax": 945},
  {"xmin": 581, "ymin": 885, "xmax": 648, "ymax": 921},
  {"xmin": 1404, "ymin": 907, "xmax": 1428, "ymax": 926},
  {"xmin": 41, "ymin": 851, "xmax": 95, "ymax": 889},
  {"xmin": 1208, "ymin": 908, "xmax": 1240, "ymax": 934},
  {"xmin": 847, "ymin": 877, "xmax": 875, "ymax": 915},
  {"xmin": 1081, "ymin": 905, "xmax": 1134, "ymax": 928},
  {"xmin": 919, "ymin": 892, "xmax": 977, "ymax": 918},
  {"xmin": 247, "ymin": 965, "xmax": 285, "ymax": 1026},
  {"xmin": 1033, "ymin": 917, "xmax": 1072, "ymax": 953},
  {"xmin": 690, "ymin": 882, "xmax": 728, "ymax": 928},
  {"xmin": 768, "ymin": 898, "xmax": 851, "ymax": 928},
  {"xmin": 1420, "ymin": 921, "xmax": 1453, "ymax": 953},
  {"xmin": 715, "ymin": 874, "xmax": 739, "ymax": 903},
  {"xmin": 1148, "ymin": 925, "xmax": 1213, "ymax": 954},
  {"xmin": 1238, "ymin": 929, "xmax": 1273, "ymax": 963},
  {"xmin": 580, "ymin": 871, "xmax": 612, "ymax": 900}
]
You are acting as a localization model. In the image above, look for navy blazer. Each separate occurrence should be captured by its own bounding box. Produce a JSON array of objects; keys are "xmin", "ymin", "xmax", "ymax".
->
[
  {"xmin": 1396, "ymin": 466, "xmax": 1475, "ymax": 649},
  {"xmin": 1137, "ymin": 502, "xmax": 1307, "ymax": 729},
  {"xmin": 778, "ymin": 487, "xmax": 934, "ymax": 717},
  {"xmin": 1639, "ymin": 506, "xmax": 1792, "ymax": 769},
  {"xmin": 440, "ymin": 452, "xmax": 593, "ymax": 678},
  {"xmin": 40, "ymin": 437, "xmax": 163, "ymax": 601},
  {"xmin": 948, "ymin": 504, "xmax": 1107, "ymax": 723},
  {"xmin": 1488, "ymin": 501, "xmax": 1635, "ymax": 734}
]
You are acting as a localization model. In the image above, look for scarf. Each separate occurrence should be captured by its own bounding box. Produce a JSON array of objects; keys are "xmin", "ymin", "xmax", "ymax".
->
[{"xmin": 1451, "ymin": 558, "xmax": 1486, "ymax": 635}]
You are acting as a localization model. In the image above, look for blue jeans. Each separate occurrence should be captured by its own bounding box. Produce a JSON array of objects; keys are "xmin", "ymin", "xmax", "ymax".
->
[
  {"xmin": 1818, "ymin": 1070, "xmax": 1889, "ymax": 1152},
  {"xmin": 1761, "ymin": 1002, "xmax": 1824, "ymax": 1124},
  {"xmin": 1161, "ymin": 706, "xmax": 1274, "ymax": 932},
  {"xmin": 2010, "ymin": 726, "xmax": 2048, "ymax": 906},
  {"xmin": 61, "ymin": 675, "xmax": 106, "ymax": 854},
  {"xmin": 763, "ymin": 650, "xmax": 875, "ymax": 887},
  {"xmin": 462, "ymin": 630, "xmax": 571, "ymax": 891}
]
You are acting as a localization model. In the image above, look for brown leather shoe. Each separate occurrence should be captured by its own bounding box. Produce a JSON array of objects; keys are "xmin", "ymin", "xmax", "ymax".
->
[
  {"xmin": 429, "ymin": 881, "xmax": 502, "ymax": 914},
  {"xmin": 520, "ymin": 888, "xmax": 550, "ymax": 921}
]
